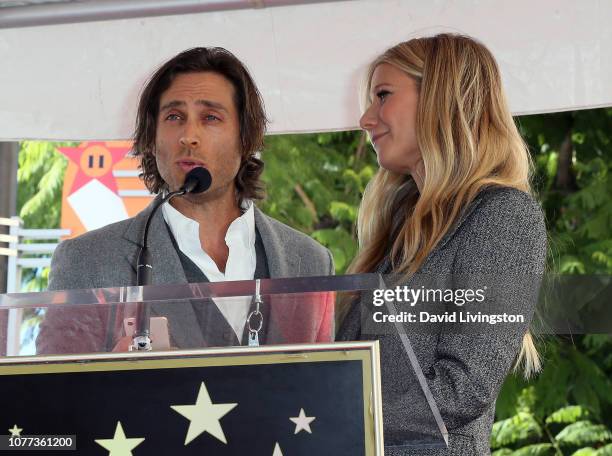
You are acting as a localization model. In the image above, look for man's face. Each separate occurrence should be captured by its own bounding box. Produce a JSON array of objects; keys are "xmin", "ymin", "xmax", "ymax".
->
[{"xmin": 154, "ymin": 71, "xmax": 242, "ymax": 199}]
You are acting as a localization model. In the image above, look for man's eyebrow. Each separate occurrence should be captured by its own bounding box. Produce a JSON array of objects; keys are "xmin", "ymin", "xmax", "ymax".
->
[
  {"xmin": 159, "ymin": 99, "xmax": 228, "ymax": 112},
  {"xmin": 159, "ymin": 100, "xmax": 185, "ymax": 111},
  {"xmin": 196, "ymin": 99, "xmax": 228, "ymax": 112}
]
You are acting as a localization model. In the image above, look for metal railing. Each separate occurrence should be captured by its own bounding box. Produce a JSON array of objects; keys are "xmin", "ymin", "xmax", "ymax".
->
[
  {"xmin": 0, "ymin": 216, "xmax": 70, "ymax": 356},
  {"xmin": 0, "ymin": 216, "xmax": 70, "ymax": 293}
]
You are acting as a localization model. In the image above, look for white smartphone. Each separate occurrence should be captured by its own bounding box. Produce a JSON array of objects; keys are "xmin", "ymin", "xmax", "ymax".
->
[{"xmin": 123, "ymin": 317, "xmax": 171, "ymax": 350}]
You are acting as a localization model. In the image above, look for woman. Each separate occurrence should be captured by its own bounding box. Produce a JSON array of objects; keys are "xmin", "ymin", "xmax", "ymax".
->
[{"xmin": 337, "ymin": 34, "xmax": 547, "ymax": 455}]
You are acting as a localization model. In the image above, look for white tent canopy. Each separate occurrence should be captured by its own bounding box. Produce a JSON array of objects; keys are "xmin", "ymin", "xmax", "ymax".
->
[{"xmin": 0, "ymin": 0, "xmax": 610, "ymax": 141}]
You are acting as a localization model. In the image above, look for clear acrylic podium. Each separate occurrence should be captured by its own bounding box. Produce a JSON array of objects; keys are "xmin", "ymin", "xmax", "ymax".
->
[{"xmin": 0, "ymin": 274, "xmax": 448, "ymax": 453}]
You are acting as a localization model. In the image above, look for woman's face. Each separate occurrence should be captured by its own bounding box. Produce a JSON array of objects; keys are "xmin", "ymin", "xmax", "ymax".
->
[{"xmin": 360, "ymin": 63, "xmax": 421, "ymax": 176}]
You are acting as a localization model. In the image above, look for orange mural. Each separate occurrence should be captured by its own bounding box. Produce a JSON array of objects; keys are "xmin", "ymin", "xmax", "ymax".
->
[{"xmin": 58, "ymin": 141, "xmax": 154, "ymax": 239}]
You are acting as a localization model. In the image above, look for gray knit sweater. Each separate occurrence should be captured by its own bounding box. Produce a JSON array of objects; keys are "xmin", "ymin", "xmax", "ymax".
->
[{"xmin": 337, "ymin": 186, "xmax": 547, "ymax": 455}]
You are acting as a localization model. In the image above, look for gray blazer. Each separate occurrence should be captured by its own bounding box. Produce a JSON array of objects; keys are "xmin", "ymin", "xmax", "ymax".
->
[
  {"xmin": 38, "ymin": 198, "xmax": 334, "ymax": 353},
  {"xmin": 337, "ymin": 187, "xmax": 547, "ymax": 456}
]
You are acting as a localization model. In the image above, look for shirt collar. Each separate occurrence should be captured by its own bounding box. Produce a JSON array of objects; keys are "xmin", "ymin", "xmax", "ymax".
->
[
  {"xmin": 161, "ymin": 199, "xmax": 255, "ymax": 252},
  {"xmin": 224, "ymin": 200, "xmax": 255, "ymax": 249}
]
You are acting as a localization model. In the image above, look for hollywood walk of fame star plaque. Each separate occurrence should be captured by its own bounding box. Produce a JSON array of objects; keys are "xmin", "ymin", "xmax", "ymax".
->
[{"xmin": 0, "ymin": 342, "xmax": 384, "ymax": 455}]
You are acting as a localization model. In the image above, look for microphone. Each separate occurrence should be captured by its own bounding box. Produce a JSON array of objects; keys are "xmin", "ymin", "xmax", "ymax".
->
[
  {"xmin": 180, "ymin": 166, "xmax": 212, "ymax": 195},
  {"xmin": 131, "ymin": 167, "xmax": 212, "ymax": 351},
  {"xmin": 136, "ymin": 166, "xmax": 212, "ymax": 286}
]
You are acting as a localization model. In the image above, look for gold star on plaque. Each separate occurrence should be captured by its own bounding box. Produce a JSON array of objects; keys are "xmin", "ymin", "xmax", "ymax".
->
[
  {"xmin": 8, "ymin": 425, "xmax": 22, "ymax": 437},
  {"xmin": 289, "ymin": 408, "xmax": 316, "ymax": 434},
  {"xmin": 171, "ymin": 381, "xmax": 238, "ymax": 445},
  {"xmin": 94, "ymin": 421, "xmax": 144, "ymax": 456}
]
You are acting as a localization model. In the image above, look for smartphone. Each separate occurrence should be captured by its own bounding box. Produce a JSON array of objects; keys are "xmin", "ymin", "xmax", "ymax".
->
[{"xmin": 123, "ymin": 317, "xmax": 171, "ymax": 350}]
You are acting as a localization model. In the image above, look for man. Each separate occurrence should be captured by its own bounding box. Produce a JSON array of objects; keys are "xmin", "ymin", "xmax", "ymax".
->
[{"xmin": 37, "ymin": 48, "xmax": 334, "ymax": 354}]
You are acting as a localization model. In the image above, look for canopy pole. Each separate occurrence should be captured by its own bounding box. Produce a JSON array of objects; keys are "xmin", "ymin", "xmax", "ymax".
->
[{"xmin": 0, "ymin": 0, "xmax": 351, "ymax": 29}]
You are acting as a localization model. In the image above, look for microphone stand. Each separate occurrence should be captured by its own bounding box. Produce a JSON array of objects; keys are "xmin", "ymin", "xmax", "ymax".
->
[
  {"xmin": 130, "ymin": 167, "xmax": 211, "ymax": 351},
  {"xmin": 131, "ymin": 190, "xmax": 185, "ymax": 351}
]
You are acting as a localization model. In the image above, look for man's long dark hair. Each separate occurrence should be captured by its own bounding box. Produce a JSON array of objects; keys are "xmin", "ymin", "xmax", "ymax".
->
[{"xmin": 133, "ymin": 47, "xmax": 267, "ymax": 203}]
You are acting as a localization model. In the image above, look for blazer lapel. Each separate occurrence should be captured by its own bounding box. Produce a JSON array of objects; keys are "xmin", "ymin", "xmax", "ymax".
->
[
  {"xmin": 253, "ymin": 207, "xmax": 301, "ymax": 278},
  {"xmin": 253, "ymin": 206, "xmax": 303, "ymax": 344},
  {"xmin": 121, "ymin": 195, "xmax": 188, "ymax": 284},
  {"xmin": 121, "ymin": 196, "xmax": 204, "ymax": 348}
]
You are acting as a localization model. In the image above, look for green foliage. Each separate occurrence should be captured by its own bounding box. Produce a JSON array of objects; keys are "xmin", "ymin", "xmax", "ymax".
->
[
  {"xmin": 503, "ymin": 342, "xmax": 612, "ymax": 424},
  {"xmin": 16, "ymin": 141, "xmax": 75, "ymax": 292},
  {"xmin": 491, "ymin": 412, "xmax": 543, "ymax": 448},
  {"xmin": 556, "ymin": 421, "xmax": 612, "ymax": 447},
  {"xmin": 570, "ymin": 448, "xmax": 596, "ymax": 456},
  {"xmin": 260, "ymin": 131, "xmax": 377, "ymax": 273},
  {"xmin": 512, "ymin": 443, "xmax": 555, "ymax": 456},
  {"xmin": 496, "ymin": 108, "xmax": 612, "ymax": 455},
  {"xmin": 492, "ymin": 450, "xmax": 515, "ymax": 456},
  {"xmin": 523, "ymin": 109, "xmax": 612, "ymax": 275},
  {"xmin": 547, "ymin": 407, "xmax": 592, "ymax": 425},
  {"xmin": 17, "ymin": 141, "xmax": 72, "ymax": 229},
  {"xmin": 491, "ymin": 407, "xmax": 612, "ymax": 455},
  {"xmin": 569, "ymin": 446, "xmax": 612, "ymax": 456},
  {"xmin": 594, "ymin": 444, "xmax": 612, "ymax": 455},
  {"xmin": 21, "ymin": 267, "xmax": 50, "ymax": 293}
]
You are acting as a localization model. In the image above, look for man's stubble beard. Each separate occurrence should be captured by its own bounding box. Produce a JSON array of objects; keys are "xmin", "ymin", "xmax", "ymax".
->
[{"xmin": 180, "ymin": 178, "xmax": 239, "ymax": 207}]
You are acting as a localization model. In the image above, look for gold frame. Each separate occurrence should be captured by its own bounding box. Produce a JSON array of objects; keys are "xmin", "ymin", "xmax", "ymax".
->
[{"xmin": 0, "ymin": 341, "xmax": 384, "ymax": 455}]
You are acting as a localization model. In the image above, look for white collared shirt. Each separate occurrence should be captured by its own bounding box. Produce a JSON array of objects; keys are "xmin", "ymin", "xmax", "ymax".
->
[{"xmin": 162, "ymin": 201, "xmax": 256, "ymax": 339}]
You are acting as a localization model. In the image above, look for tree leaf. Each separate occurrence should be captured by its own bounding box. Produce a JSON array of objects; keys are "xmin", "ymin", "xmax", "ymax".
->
[
  {"xmin": 555, "ymin": 421, "xmax": 612, "ymax": 447},
  {"xmin": 594, "ymin": 443, "xmax": 612, "ymax": 455},
  {"xmin": 546, "ymin": 406, "xmax": 591, "ymax": 425},
  {"xmin": 492, "ymin": 449, "xmax": 513, "ymax": 456},
  {"xmin": 571, "ymin": 448, "xmax": 597, "ymax": 456},
  {"xmin": 491, "ymin": 412, "xmax": 543, "ymax": 448},
  {"xmin": 511, "ymin": 443, "xmax": 554, "ymax": 456}
]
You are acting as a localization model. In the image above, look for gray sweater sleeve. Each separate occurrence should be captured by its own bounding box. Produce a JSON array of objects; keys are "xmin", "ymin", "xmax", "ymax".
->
[{"xmin": 424, "ymin": 190, "xmax": 547, "ymax": 430}]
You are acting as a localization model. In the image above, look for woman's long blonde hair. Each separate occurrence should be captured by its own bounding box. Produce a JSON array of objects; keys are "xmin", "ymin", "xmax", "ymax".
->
[{"xmin": 349, "ymin": 34, "xmax": 540, "ymax": 378}]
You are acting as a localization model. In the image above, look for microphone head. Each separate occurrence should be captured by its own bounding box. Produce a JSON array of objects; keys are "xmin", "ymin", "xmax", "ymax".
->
[{"xmin": 182, "ymin": 167, "xmax": 212, "ymax": 194}]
